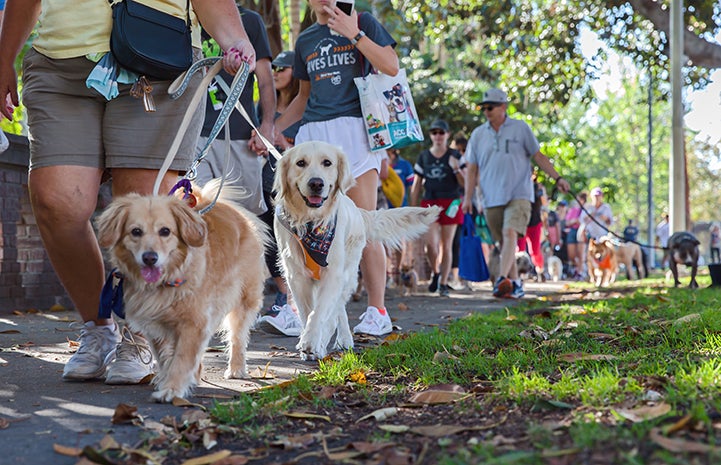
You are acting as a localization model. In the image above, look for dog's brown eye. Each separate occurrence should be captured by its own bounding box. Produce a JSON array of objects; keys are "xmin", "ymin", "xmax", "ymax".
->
[
  {"xmin": 159, "ymin": 227, "xmax": 171, "ymax": 237},
  {"xmin": 296, "ymin": 159, "xmax": 306, "ymax": 167},
  {"xmin": 131, "ymin": 228, "xmax": 143, "ymax": 237},
  {"xmin": 322, "ymin": 159, "xmax": 332, "ymax": 167}
]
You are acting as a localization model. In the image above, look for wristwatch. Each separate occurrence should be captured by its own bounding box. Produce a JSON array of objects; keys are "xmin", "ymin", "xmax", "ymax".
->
[{"xmin": 351, "ymin": 30, "xmax": 366, "ymax": 45}]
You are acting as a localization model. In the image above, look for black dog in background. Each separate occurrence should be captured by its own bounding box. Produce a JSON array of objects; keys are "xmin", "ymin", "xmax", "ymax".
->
[{"xmin": 666, "ymin": 232, "xmax": 700, "ymax": 288}]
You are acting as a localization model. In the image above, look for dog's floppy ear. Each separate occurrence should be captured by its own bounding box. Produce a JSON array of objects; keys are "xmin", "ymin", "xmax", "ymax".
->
[
  {"xmin": 273, "ymin": 147, "xmax": 294, "ymax": 201},
  {"xmin": 334, "ymin": 145, "xmax": 354, "ymax": 194},
  {"xmin": 96, "ymin": 195, "xmax": 136, "ymax": 248},
  {"xmin": 169, "ymin": 199, "xmax": 207, "ymax": 248}
]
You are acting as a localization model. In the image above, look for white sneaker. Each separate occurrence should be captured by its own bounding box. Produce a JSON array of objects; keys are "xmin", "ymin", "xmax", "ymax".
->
[
  {"xmin": 63, "ymin": 321, "xmax": 121, "ymax": 380},
  {"xmin": 258, "ymin": 304, "xmax": 303, "ymax": 337},
  {"xmin": 105, "ymin": 327, "xmax": 155, "ymax": 385},
  {"xmin": 353, "ymin": 306, "xmax": 392, "ymax": 336}
]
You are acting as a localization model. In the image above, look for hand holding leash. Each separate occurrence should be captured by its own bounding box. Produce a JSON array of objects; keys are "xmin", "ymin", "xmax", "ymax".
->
[{"xmin": 555, "ymin": 176, "xmax": 570, "ymax": 194}]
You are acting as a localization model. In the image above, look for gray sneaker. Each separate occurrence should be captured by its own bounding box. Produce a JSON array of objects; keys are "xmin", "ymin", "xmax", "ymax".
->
[
  {"xmin": 258, "ymin": 304, "xmax": 303, "ymax": 337},
  {"xmin": 105, "ymin": 327, "xmax": 155, "ymax": 384},
  {"xmin": 62, "ymin": 321, "xmax": 121, "ymax": 380}
]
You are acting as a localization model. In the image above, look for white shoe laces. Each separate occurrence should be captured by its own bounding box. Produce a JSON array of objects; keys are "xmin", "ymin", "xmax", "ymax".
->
[{"xmin": 116, "ymin": 326, "xmax": 153, "ymax": 366}]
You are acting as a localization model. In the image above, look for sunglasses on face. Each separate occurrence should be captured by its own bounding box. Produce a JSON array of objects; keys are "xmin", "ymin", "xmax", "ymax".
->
[
  {"xmin": 481, "ymin": 104, "xmax": 500, "ymax": 112},
  {"xmin": 272, "ymin": 66, "xmax": 288, "ymax": 72},
  {"xmin": 430, "ymin": 130, "xmax": 446, "ymax": 136}
]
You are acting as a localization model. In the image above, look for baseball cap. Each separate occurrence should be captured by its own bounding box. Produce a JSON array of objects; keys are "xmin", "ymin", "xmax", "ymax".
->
[
  {"xmin": 590, "ymin": 187, "xmax": 603, "ymax": 197},
  {"xmin": 558, "ymin": 200, "xmax": 568, "ymax": 206},
  {"xmin": 481, "ymin": 88, "xmax": 508, "ymax": 105},
  {"xmin": 272, "ymin": 50, "xmax": 295, "ymax": 68},
  {"xmin": 429, "ymin": 119, "xmax": 449, "ymax": 132}
]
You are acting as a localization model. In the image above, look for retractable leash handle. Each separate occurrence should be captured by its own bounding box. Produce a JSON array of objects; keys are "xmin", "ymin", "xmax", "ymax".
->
[{"xmin": 151, "ymin": 58, "xmax": 250, "ymax": 196}]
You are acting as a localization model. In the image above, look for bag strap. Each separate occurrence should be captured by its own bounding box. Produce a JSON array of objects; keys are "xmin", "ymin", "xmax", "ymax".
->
[{"xmin": 107, "ymin": 0, "xmax": 191, "ymax": 26}]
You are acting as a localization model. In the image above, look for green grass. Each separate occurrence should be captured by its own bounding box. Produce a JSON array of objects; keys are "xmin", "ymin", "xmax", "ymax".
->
[{"xmin": 210, "ymin": 278, "xmax": 721, "ymax": 463}]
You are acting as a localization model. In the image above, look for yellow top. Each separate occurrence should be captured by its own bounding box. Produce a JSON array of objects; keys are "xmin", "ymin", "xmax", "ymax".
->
[{"xmin": 33, "ymin": 0, "xmax": 201, "ymax": 59}]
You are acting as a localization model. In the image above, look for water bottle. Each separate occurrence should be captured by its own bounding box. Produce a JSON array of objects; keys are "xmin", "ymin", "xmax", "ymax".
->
[{"xmin": 446, "ymin": 198, "xmax": 461, "ymax": 217}]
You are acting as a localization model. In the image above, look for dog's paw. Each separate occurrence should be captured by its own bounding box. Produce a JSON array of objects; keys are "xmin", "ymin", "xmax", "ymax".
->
[
  {"xmin": 223, "ymin": 366, "xmax": 248, "ymax": 379},
  {"xmin": 690, "ymin": 280, "xmax": 699, "ymax": 289},
  {"xmin": 152, "ymin": 387, "xmax": 186, "ymax": 403},
  {"xmin": 299, "ymin": 349, "xmax": 318, "ymax": 361}
]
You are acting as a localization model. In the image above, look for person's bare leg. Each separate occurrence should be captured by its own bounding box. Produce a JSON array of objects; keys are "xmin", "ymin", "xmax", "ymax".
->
[
  {"xmin": 439, "ymin": 224, "xmax": 457, "ymax": 285},
  {"xmin": 424, "ymin": 222, "xmax": 441, "ymax": 276},
  {"xmin": 347, "ymin": 170, "xmax": 385, "ymax": 310},
  {"xmin": 28, "ymin": 166, "xmax": 106, "ymax": 324}
]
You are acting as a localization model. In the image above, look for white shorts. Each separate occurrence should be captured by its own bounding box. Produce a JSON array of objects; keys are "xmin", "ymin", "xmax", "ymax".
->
[{"xmin": 296, "ymin": 116, "xmax": 382, "ymax": 178}]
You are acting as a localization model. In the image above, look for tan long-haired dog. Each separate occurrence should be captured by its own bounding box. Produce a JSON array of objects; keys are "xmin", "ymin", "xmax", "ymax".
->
[
  {"xmin": 96, "ymin": 180, "xmax": 267, "ymax": 402},
  {"xmin": 273, "ymin": 141, "xmax": 440, "ymax": 361}
]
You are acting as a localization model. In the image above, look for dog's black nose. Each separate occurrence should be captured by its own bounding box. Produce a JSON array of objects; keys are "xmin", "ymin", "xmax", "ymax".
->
[
  {"xmin": 142, "ymin": 251, "xmax": 158, "ymax": 266},
  {"xmin": 308, "ymin": 177, "xmax": 324, "ymax": 194}
]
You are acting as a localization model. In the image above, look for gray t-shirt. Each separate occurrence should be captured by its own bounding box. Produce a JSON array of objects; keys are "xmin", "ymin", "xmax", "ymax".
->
[
  {"xmin": 465, "ymin": 117, "xmax": 541, "ymax": 208},
  {"xmin": 293, "ymin": 13, "xmax": 396, "ymax": 124}
]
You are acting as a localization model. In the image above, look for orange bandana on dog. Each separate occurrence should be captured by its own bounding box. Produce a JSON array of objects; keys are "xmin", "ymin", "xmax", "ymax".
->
[
  {"xmin": 277, "ymin": 208, "xmax": 336, "ymax": 280},
  {"xmin": 595, "ymin": 254, "xmax": 613, "ymax": 270}
]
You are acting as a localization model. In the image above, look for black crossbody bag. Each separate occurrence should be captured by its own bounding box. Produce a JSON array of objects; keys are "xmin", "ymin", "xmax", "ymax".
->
[{"xmin": 108, "ymin": 0, "xmax": 193, "ymax": 80}]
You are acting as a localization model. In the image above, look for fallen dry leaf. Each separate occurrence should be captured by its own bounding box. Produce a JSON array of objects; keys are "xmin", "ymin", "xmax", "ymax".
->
[
  {"xmin": 111, "ymin": 403, "xmax": 142, "ymax": 424},
  {"xmin": 663, "ymin": 414, "xmax": 693, "ymax": 435},
  {"xmin": 408, "ymin": 385, "xmax": 467, "ymax": 405},
  {"xmin": 378, "ymin": 424, "xmax": 410, "ymax": 433},
  {"xmin": 348, "ymin": 370, "xmax": 367, "ymax": 384},
  {"xmin": 180, "ymin": 449, "xmax": 232, "ymax": 465},
  {"xmin": 0, "ymin": 417, "xmax": 9, "ymax": 429},
  {"xmin": 0, "ymin": 329, "xmax": 20, "ymax": 334},
  {"xmin": 284, "ymin": 411, "xmax": 331, "ymax": 422},
  {"xmin": 271, "ymin": 433, "xmax": 318, "ymax": 449},
  {"xmin": 649, "ymin": 427, "xmax": 715, "ymax": 453},
  {"xmin": 617, "ymin": 403, "xmax": 671, "ymax": 423},
  {"xmin": 49, "ymin": 304, "xmax": 67, "ymax": 312},
  {"xmin": 211, "ymin": 456, "xmax": 249, "ymax": 465},
  {"xmin": 172, "ymin": 397, "xmax": 206, "ymax": 410},
  {"xmin": 52, "ymin": 443, "xmax": 82, "ymax": 457},
  {"xmin": 673, "ymin": 313, "xmax": 701, "ymax": 326},
  {"xmin": 558, "ymin": 353, "xmax": 619, "ymax": 363},
  {"xmin": 356, "ymin": 407, "xmax": 398, "ymax": 423}
]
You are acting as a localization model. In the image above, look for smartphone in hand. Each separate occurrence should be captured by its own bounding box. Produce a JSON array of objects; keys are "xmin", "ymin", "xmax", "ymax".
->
[{"xmin": 336, "ymin": 0, "xmax": 354, "ymax": 15}]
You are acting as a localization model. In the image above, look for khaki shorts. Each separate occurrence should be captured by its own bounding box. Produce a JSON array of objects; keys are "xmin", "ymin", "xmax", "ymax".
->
[
  {"xmin": 485, "ymin": 199, "xmax": 531, "ymax": 244},
  {"xmin": 22, "ymin": 48, "xmax": 205, "ymax": 171}
]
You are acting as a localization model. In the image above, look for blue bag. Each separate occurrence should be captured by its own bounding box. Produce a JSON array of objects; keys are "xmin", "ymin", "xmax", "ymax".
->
[{"xmin": 459, "ymin": 214, "xmax": 490, "ymax": 282}]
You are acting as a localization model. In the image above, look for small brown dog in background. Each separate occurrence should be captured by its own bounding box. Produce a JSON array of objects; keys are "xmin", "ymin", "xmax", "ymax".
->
[
  {"xmin": 587, "ymin": 237, "xmax": 618, "ymax": 287},
  {"xmin": 399, "ymin": 260, "xmax": 419, "ymax": 296}
]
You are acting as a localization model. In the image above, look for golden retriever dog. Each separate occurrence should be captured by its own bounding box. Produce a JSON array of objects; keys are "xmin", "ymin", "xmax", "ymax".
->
[
  {"xmin": 96, "ymin": 180, "xmax": 267, "ymax": 402},
  {"xmin": 273, "ymin": 141, "xmax": 440, "ymax": 360},
  {"xmin": 587, "ymin": 237, "xmax": 618, "ymax": 287}
]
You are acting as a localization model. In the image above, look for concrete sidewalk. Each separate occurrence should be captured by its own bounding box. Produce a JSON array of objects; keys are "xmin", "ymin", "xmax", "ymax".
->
[{"xmin": 0, "ymin": 281, "xmax": 564, "ymax": 464}]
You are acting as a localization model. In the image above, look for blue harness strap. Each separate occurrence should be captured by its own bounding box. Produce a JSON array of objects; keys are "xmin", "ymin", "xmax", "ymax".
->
[{"xmin": 98, "ymin": 269, "xmax": 125, "ymax": 319}]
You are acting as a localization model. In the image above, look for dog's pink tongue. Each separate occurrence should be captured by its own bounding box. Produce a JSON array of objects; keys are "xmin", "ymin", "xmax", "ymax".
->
[
  {"xmin": 141, "ymin": 266, "xmax": 162, "ymax": 283},
  {"xmin": 308, "ymin": 196, "xmax": 323, "ymax": 206}
]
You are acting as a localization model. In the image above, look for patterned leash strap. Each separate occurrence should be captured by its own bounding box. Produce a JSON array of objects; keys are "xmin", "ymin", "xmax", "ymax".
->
[
  {"xmin": 152, "ymin": 57, "xmax": 250, "ymax": 197},
  {"xmin": 214, "ymin": 75, "xmax": 283, "ymax": 162}
]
